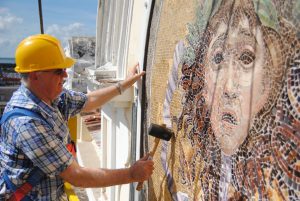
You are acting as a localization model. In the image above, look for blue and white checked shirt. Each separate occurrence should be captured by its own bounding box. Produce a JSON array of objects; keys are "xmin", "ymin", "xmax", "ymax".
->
[{"xmin": 0, "ymin": 84, "xmax": 87, "ymax": 200}]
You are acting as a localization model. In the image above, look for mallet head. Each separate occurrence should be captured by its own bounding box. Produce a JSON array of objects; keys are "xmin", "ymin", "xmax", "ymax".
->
[{"xmin": 148, "ymin": 123, "xmax": 173, "ymax": 141}]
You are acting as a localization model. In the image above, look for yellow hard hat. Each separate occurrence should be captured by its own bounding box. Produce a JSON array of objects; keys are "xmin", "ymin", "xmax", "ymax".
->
[{"xmin": 15, "ymin": 34, "xmax": 75, "ymax": 73}]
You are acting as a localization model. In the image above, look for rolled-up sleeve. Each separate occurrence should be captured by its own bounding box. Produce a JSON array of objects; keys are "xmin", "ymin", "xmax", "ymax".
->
[{"xmin": 58, "ymin": 89, "xmax": 88, "ymax": 119}]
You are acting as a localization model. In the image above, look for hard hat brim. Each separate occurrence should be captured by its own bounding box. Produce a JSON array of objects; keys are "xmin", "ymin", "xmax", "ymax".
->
[{"xmin": 15, "ymin": 57, "xmax": 76, "ymax": 73}]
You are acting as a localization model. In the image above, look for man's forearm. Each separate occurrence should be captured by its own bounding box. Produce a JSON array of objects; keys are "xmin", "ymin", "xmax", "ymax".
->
[
  {"xmin": 75, "ymin": 167, "xmax": 135, "ymax": 188},
  {"xmin": 83, "ymin": 83, "xmax": 122, "ymax": 112},
  {"xmin": 60, "ymin": 162, "xmax": 135, "ymax": 188},
  {"xmin": 82, "ymin": 63, "xmax": 145, "ymax": 112}
]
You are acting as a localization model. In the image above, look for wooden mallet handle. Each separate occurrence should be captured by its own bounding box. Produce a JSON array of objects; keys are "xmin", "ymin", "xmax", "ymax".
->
[
  {"xmin": 136, "ymin": 123, "xmax": 173, "ymax": 191},
  {"xmin": 136, "ymin": 138, "xmax": 160, "ymax": 191}
]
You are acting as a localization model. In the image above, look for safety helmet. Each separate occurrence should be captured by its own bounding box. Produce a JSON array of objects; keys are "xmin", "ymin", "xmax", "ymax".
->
[{"xmin": 15, "ymin": 34, "xmax": 75, "ymax": 73}]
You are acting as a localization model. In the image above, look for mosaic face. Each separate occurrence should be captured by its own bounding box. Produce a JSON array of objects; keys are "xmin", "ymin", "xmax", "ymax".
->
[{"xmin": 205, "ymin": 16, "xmax": 271, "ymax": 155}]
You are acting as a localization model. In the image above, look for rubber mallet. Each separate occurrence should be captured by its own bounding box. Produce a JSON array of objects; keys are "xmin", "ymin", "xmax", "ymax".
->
[{"xmin": 136, "ymin": 123, "xmax": 173, "ymax": 191}]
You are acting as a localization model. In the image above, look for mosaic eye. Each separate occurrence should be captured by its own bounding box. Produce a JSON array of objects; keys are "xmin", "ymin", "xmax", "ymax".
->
[
  {"xmin": 213, "ymin": 52, "xmax": 224, "ymax": 64},
  {"xmin": 239, "ymin": 50, "xmax": 255, "ymax": 67}
]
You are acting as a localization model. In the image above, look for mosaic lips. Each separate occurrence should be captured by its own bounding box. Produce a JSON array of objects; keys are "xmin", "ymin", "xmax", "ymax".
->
[{"xmin": 220, "ymin": 108, "xmax": 239, "ymax": 131}]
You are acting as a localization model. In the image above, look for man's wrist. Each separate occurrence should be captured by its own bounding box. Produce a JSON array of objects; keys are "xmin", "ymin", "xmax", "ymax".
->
[{"xmin": 115, "ymin": 82, "xmax": 124, "ymax": 95}]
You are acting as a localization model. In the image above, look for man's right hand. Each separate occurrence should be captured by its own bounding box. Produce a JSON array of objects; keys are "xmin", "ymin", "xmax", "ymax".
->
[{"xmin": 129, "ymin": 154, "xmax": 154, "ymax": 182}]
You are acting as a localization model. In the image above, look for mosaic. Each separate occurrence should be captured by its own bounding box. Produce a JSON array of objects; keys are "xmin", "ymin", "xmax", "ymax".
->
[{"xmin": 147, "ymin": 0, "xmax": 300, "ymax": 200}]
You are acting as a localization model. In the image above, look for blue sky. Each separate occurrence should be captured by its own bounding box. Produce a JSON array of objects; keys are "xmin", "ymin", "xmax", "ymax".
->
[{"xmin": 0, "ymin": 0, "xmax": 98, "ymax": 58}]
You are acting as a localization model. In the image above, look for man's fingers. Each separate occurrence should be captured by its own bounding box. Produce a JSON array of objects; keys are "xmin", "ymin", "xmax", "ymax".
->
[{"xmin": 128, "ymin": 62, "xmax": 141, "ymax": 76}]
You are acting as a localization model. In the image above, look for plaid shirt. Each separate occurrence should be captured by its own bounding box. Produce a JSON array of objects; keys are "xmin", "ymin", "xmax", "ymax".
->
[{"xmin": 0, "ymin": 84, "xmax": 87, "ymax": 200}]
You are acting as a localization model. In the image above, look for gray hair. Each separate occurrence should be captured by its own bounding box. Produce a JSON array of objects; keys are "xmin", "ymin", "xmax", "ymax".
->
[{"xmin": 19, "ymin": 73, "xmax": 29, "ymax": 85}]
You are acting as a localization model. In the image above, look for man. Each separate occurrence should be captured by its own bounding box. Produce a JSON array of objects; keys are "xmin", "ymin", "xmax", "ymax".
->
[{"xmin": 0, "ymin": 34, "xmax": 154, "ymax": 200}]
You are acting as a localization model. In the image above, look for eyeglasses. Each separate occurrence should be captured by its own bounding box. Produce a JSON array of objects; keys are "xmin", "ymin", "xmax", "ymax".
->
[{"xmin": 41, "ymin": 69, "xmax": 66, "ymax": 75}]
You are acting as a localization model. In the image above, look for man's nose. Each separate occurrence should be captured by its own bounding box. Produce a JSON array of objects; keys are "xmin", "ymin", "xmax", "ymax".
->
[{"xmin": 62, "ymin": 70, "xmax": 68, "ymax": 78}]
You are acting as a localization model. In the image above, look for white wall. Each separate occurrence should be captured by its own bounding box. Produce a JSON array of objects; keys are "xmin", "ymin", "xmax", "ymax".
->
[{"xmin": 95, "ymin": 0, "xmax": 154, "ymax": 200}]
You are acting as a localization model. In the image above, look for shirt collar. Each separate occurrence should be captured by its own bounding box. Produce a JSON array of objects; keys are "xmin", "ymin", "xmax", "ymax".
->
[{"xmin": 19, "ymin": 84, "xmax": 56, "ymax": 117}]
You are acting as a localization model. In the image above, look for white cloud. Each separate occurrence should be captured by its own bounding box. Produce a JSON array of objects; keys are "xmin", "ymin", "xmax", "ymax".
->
[
  {"xmin": 0, "ymin": 8, "xmax": 24, "ymax": 57},
  {"xmin": 0, "ymin": 7, "xmax": 23, "ymax": 30},
  {"xmin": 0, "ymin": 6, "xmax": 92, "ymax": 57},
  {"xmin": 46, "ymin": 22, "xmax": 85, "ymax": 47}
]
